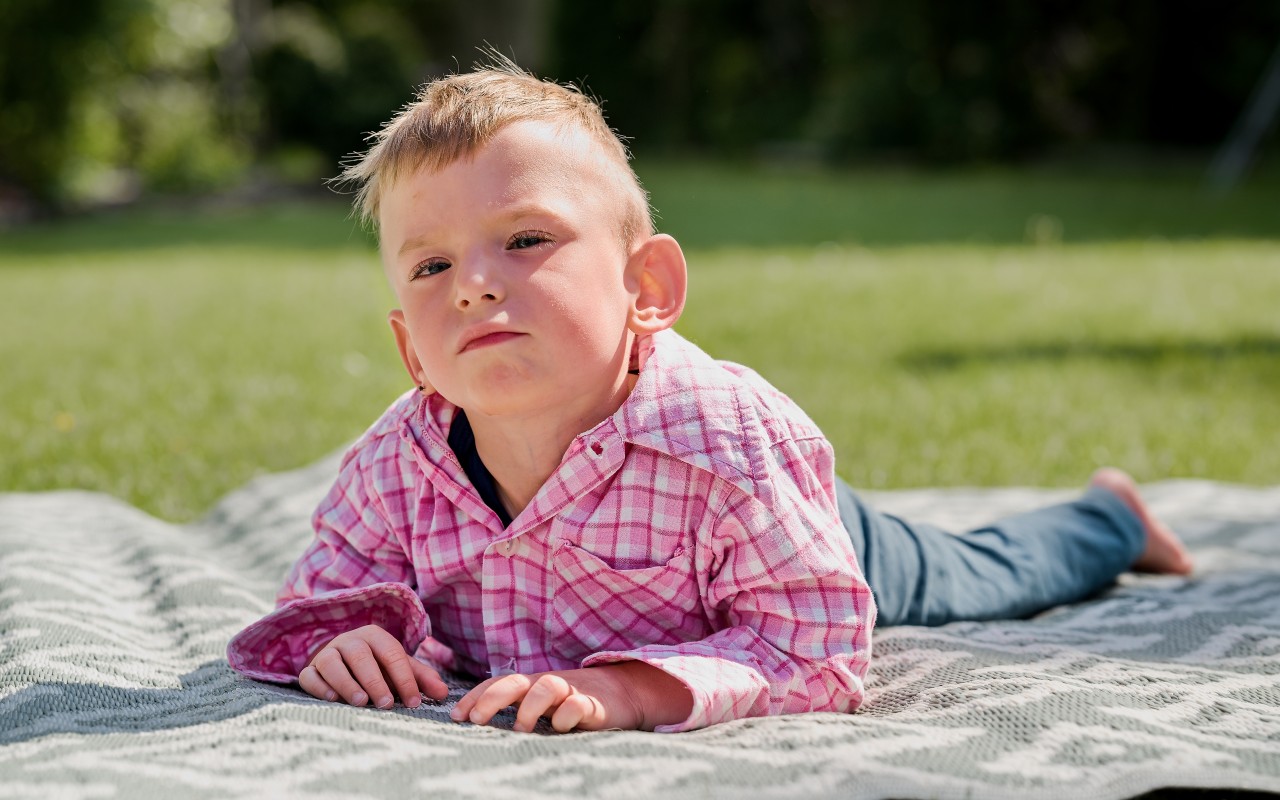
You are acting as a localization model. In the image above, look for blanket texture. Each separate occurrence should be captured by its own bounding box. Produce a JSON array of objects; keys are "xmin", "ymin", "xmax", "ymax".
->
[{"xmin": 1, "ymin": 458, "xmax": 1277, "ymax": 800}]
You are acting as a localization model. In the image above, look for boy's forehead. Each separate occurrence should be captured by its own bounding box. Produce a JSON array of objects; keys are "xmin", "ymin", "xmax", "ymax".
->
[
  {"xmin": 380, "ymin": 121, "xmax": 622, "ymax": 240},
  {"xmin": 466, "ymin": 120, "xmax": 613, "ymax": 197}
]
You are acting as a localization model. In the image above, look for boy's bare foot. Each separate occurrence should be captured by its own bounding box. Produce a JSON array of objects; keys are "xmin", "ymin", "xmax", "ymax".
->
[{"xmin": 1089, "ymin": 467, "xmax": 1194, "ymax": 575}]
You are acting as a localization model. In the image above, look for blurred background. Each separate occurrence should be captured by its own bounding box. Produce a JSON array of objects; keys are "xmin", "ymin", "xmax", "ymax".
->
[
  {"xmin": 3, "ymin": 0, "xmax": 1280, "ymax": 211},
  {"xmin": 2, "ymin": 0, "xmax": 1279, "ymax": 520}
]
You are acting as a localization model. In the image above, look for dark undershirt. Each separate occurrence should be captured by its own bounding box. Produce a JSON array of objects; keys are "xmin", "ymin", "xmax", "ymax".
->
[{"xmin": 447, "ymin": 409, "xmax": 514, "ymax": 528}]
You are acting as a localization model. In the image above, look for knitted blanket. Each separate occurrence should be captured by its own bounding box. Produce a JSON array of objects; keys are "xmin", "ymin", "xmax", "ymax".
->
[{"xmin": 1, "ymin": 459, "xmax": 1277, "ymax": 799}]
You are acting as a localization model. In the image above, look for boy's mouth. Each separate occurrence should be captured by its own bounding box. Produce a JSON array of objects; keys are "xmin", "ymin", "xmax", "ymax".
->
[{"xmin": 458, "ymin": 326, "xmax": 525, "ymax": 353}]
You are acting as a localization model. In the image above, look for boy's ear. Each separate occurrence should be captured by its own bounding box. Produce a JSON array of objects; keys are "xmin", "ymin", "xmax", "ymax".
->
[
  {"xmin": 625, "ymin": 234, "xmax": 687, "ymax": 336},
  {"xmin": 388, "ymin": 309, "xmax": 436, "ymax": 395}
]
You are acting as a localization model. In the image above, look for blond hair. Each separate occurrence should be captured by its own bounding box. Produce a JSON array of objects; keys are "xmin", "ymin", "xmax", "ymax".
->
[{"xmin": 338, "ymin": 57, "xmax": 653, "ymax": 246}]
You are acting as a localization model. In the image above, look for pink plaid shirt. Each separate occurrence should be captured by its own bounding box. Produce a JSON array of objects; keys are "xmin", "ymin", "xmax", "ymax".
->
[{"xmin": 227, "ymin": 330, "xmax": 875, "ymax": 732}]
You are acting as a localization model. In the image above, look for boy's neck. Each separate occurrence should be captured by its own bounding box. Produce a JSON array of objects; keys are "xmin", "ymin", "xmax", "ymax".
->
[{"xmin": 466, "ymin": 371, "xmax": 639, "ymax": 520}]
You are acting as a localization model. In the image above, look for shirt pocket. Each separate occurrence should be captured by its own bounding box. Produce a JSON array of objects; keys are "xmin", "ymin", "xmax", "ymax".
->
[{"xmin": 551, "ymin": 541, "xmax": 699, "ymax": 658}]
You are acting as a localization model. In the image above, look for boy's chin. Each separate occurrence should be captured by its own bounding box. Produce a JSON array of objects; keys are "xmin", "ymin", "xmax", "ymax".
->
[
  {"xmin": 452, "ymin": 385, "xmax": 557, "ymax": 418},
  {"xmin": 461, "ymin": 382, "xmax": 624, "ymax": 423}
]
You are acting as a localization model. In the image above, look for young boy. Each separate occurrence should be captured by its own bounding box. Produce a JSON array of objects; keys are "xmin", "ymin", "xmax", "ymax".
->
[{"xmin": 226, "ymin": 62, "xmax": 1193, "ymax": 734}]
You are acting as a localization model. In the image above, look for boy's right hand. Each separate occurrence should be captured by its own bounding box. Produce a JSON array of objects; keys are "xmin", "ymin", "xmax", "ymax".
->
[{"xmin": 298, "ymin": 624, "xmax": 449, "ymax": 709}]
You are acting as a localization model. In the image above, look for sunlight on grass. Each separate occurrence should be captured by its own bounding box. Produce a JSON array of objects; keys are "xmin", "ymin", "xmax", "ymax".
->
[
  {"xmin": 3, "ymin": 167, "xmax": 1278, "ymax": 520},
  {"xmin": 680, "ymin": 242, "xmax": 1280, "ymax": 489},
  {"xmin": 1, "ymin": 240, "xmax": 404, "ymax": 520}
]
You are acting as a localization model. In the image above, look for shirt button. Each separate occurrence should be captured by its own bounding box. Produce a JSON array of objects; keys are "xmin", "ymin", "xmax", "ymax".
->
[
  {"xmin": 590, "ymin": 441, "xmax": 604, "ymax": 456},
  {"xmin": 500, "ymin": 539, "xmax": 518, "ymax": 557}
]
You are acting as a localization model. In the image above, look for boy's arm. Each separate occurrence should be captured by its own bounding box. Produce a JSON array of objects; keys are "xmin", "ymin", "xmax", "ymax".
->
[
  {"xmin": 452, "ymin": 661, "xmax": 693, "ymax": 732},
  {"xmin": 226, "ymin": 442, "xmax": 432, "ymax": 683}
]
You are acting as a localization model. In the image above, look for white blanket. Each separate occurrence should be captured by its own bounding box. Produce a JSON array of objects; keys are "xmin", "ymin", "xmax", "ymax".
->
[{"xmin": 2, "ymin": 458, "xmax": 1277, "ymax": 799}]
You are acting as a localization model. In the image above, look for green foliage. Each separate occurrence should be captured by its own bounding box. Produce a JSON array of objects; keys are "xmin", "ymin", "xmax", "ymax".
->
[
  {"xmin": 807, "ymin": 0, "xmax": 1280, "ymax": 161},
  {"xmin": 552, "ymin": 1, "xmax": 1280, "ymax": 161},
  {"xmin": 550, "ymin": 0, "xmax": 822, "ymax": 154},
  {"xmin": 6, "ymin": 1, "xmax": 1280, "ymax": 205},
  {"xmin": 253, "ymin": 1, "xmax": 428, "ymax": 167},
  {"xmin": 120, "ymin": 80, "xmax": 251, "ymax": 191},
  {"xmin": 1, "ymin": 0, "xmax": 254, "ymax": 206},
  {"xmin": 0, "ymin": 0, "xmax": 114, "ymax": 203}
]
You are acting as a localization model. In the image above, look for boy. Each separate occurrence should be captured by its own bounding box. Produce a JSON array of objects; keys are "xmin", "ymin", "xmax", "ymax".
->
[{"xmin": 227, "ymin": 62, "xmax": 1192, "ymax": 734}]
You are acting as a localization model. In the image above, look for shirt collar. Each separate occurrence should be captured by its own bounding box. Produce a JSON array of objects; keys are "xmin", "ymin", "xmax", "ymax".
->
[
  {"xmin": 612, "ymin": 329, "xmax": 757, "ymax": 493},
  {"xmin": 406, "ymin": 328, "xmax": 758, "ymax": 494}
]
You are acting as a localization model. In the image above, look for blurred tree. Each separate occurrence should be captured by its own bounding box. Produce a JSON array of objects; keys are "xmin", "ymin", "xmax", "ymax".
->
[
  {"xmin": 550, "ymin": 0, "xmax": 821, "ymax": 154},
  {"xmin": 0, "ymin": 0, "xmax": 115, "ymax": 209},
  {"xmin": 5, "ymin": 0, "xmax": 1278, "ymax": 213},
  {"xmin": 252, "ymin": 0, "xmax": 426, "ymax": 170},
  {"xmin": 253, "ymin": 0, "xmax": 556, "ymax": 176},
  {"xmin": 552, "ymin": 0, "xmax": 1280, "ymax": 164},
  {"xmin": 101, "ymin": 0, "xmax": 252, "ymax": 192},
  {"xmin": 2, "ymin": 0, "xmax": 256, "ymax": 211}
]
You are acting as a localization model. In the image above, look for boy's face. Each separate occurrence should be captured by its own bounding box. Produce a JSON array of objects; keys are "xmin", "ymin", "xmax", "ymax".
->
[{"xmin": 379, "ymin": 120, "xmax": 640, "ymax": 421}]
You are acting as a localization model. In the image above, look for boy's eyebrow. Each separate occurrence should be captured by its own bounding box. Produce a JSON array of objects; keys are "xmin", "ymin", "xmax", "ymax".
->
[
  {"xmin": 397, "ymin": 233, "xmax": 438, "ymax": 258},
  {"xmin": 396, "ymin": 203, "xmax": 568, "ymax": 258}
]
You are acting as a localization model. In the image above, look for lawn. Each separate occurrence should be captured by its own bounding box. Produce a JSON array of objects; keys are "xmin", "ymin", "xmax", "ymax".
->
[{"xmin": 3, "ymin": 162, "xmax": 1278, "ymax": 521}]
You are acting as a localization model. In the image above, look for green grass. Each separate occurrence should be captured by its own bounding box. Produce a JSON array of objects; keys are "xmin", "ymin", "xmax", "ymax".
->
[
  {"xmin": 680, "ymin": 242, "xmax": 1280, "ymax": 490},
  {"xmin": 3, "ymin": 164, "xmax": 1279, "ymax": 521},
  {"xmin": 640, "ymin": 160, "xmax": 1280, "ymax": 247}
]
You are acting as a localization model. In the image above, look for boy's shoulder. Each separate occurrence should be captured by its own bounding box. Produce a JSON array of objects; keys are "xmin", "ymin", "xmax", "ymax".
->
[
  {"xmin": 336, "ymin": 388, "xmax": 423, "ymax": 477},
  {"xmin": 617, "ymin": 330, "xmax": 831, "ymax": 491}
]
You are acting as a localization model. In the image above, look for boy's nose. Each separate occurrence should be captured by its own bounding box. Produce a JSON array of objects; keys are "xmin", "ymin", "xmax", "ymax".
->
[{"xmin": 454, "ymin": 260, "xmax": 506, "ymax": 309}]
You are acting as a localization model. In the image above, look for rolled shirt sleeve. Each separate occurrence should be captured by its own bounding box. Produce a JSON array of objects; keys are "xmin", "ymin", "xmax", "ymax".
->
[{"xmin": 226, "ymin": 443, "xmax": 431, "ymax": 683}]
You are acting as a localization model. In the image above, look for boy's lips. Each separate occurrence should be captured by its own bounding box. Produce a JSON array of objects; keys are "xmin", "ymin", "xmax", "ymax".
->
[{"xmin": 458, "ymin": 325, "xmax": 526, "ymax": 353}]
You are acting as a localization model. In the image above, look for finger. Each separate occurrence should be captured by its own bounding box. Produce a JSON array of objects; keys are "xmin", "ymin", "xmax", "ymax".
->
[
  {"xmin": 514, "ymin": 675, "xmax": 572, "ymax": 733},
  {"xmin": 466, "ymin": 674, "xmax": 534, "ymax": 726},
  {"xmin": 363, "ymin": 635, "xmax": 423, "ymax": 709},
  {"xmin": 335, "ymin": 638, "xmax": 396, "ymax": 709},
  {"xmin": 297, "ymin": 665, "xmax": 339, "ymax": 703},
  {"xmin": 410, "ymin": 658, "xmax": 449, "ymax": 703},
  {"xmin": 550, "ymin": 692, "xmax": 603, "ymax": 733},
  {"xmin": 450, "ymin": 678, "xmax": 495, "ymax": 722},
  {"xmin": 311, "ymin": 648, "xmax": 370, "ymax": 706}
]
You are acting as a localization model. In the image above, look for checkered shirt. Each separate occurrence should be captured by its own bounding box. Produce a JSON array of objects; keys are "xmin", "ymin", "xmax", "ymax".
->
[{"xmin": 227, "ymin": 329, "xmax": 875, "ymax": 732}]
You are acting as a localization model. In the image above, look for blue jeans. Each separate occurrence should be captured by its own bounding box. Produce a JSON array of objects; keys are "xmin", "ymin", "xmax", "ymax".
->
[{"xmin": 835, "ymin": 479, "xmax": 1144, "ymax": 627}]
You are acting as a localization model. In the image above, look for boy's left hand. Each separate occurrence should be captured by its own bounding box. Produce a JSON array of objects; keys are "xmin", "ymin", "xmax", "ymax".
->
[{"xmin": 451, "ymin": 661, "xmax": 693, "ymax": 733}]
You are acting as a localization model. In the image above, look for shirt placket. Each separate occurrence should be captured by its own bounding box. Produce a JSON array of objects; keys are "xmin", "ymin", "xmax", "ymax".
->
[
  {"xmin": 479, "ymin": 422, "xmax": 625, "ymax": 677},
  {"xmin": 479, "ymin": 529, "xmax": 538, "ymax": 676}
]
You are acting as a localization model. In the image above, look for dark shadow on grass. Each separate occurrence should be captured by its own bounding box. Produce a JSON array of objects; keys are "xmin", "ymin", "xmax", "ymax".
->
[{"xmin": 900, "ymin": 334, "xmax": 1280, "ymax": 372}]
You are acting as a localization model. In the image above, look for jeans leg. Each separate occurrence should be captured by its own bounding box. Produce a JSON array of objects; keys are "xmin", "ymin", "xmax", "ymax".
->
[{"xmin": 836, "ymin": 478, "xmax": 1145, "ymax": 627}]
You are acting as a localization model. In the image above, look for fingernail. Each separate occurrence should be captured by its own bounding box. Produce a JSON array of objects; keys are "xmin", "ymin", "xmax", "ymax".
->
[
  {"xmin": 325, "ymin": 691, "xmax": 337, "ymax": 702},
  {"xmin": 406, "ymin": 695, "xmax": 422, "ymax": 709},
  {"xmin": 376, "ymin": 695, "xmax": 393, "ymax": 709},
  {"xmin": 352, "ymin": 691, "xmax": 368, "ymax": 706},
  {"xmin": 450, "ymin": 708, "xmax": 464, "ymax": 722}
]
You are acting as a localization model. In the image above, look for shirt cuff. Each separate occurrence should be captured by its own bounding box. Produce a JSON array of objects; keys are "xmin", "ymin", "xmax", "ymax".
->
[
  {"xmin": 226, "ymin": 582, "xmax": 430, "ymax": 683},
  {"xmin": 582, "ymin": 647, "xmax": 770, "ymax": 733}
]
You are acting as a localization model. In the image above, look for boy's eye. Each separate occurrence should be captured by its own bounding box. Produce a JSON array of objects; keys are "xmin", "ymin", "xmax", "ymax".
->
[
  {"xmin": 410, "ymin": 259, "xmax": 451, "ymax": 279},
  {"xmin": 507, "ymin": 230, "xmax": 554, "ymax": 250}
]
